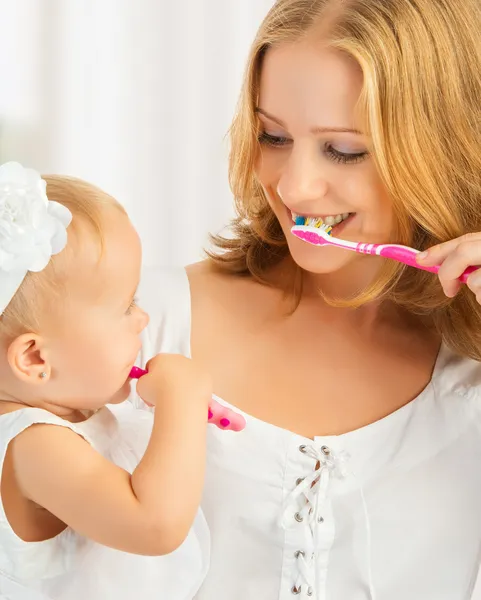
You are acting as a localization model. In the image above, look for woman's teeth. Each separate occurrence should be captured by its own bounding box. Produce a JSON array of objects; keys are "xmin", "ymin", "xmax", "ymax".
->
[{"xmin": 291, "ymin": 212, "xmax": 351, "ymax": 227}]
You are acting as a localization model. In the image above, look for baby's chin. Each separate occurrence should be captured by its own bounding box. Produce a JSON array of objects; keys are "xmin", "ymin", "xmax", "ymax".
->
[{"xmin": 108, "ymin": 380, "xmax": 132, "ymax": 405}]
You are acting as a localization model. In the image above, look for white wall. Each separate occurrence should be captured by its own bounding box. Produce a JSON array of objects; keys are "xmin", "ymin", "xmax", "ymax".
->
[{"xmin": 0, "ymin": 0, "xmax": 274, "ymax": 267}]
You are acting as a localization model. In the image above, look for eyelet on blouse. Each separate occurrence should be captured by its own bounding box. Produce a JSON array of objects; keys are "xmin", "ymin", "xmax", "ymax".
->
[
  {"xmin": 291, "ymin": 585, "xmax": 301, "ymax": 595},
  {"xmin": 299, "ymin": 444, "xmax": 307, "ymax": 453},
  {"xmin": 294, "ymin": 512, "xmax": 304, "ymax": 523},
  {"xmin": 321, "ymin": 445, "xmax": 330, "ymax": 456}
]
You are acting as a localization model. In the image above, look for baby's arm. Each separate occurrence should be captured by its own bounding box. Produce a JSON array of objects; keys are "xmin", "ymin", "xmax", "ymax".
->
[{"xmin": 10, "ymin": 354, "xmax": 210, "ymax": 556}]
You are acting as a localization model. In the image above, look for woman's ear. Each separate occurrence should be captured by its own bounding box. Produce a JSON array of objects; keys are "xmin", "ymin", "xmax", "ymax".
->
[{"xmin": 7, "ymin": 334, "xmax": 51, "ymax": 384}]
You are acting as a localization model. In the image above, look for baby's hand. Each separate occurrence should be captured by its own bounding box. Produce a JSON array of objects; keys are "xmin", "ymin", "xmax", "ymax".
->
[
  {"xmin": 136, "ymin": 354, "xmax": 211, "ymax": 409},
  {"xmin": 133, "ymin": 354, "xmax": 247, "ymax": 431}
]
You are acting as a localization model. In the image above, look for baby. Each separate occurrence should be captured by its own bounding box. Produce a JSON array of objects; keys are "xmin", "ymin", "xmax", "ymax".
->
[{"xmin": 0, "ymin": 162, "xmax": 238, "ymax": 599}]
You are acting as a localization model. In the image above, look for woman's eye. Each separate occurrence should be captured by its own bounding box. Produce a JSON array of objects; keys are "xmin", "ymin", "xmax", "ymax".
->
[
  {"xmin": 258, "ymin": 131, "xmax": 368, "ymax": 164},
  {"xmin": 258, "ymin": 132, "xmax": 291, "ymax": 147},
  {"xmin": 325, "ymin": 144, "xmax": 369, "ymax": 164}
]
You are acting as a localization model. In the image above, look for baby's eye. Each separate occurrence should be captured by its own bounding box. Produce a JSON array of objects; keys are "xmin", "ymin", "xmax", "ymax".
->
[{"xmin": 126, "ymin": 297, "xmax": 138, "ymax": 315}]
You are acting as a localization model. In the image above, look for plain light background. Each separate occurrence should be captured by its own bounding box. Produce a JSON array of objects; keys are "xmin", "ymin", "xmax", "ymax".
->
[
  {"xmin": 3, "ymin": 3, "xmax": 481, "ymax": 597},
  {"xmin": 0, "ymin": 0, "xmax": 274, "ymax": 267}
]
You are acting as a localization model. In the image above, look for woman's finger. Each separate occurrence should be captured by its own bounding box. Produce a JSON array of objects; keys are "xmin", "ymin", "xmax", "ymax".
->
[
  {"xmin": 417, "ymin": 233, "xmax": 481, "ymax": 266},
  {"xmin": 465, "ymin": 268, "xmax": 481, "ymax": 303},
  {"xmin": 436, "ymin": 240, "xmax": 481, "ymax": 297}
]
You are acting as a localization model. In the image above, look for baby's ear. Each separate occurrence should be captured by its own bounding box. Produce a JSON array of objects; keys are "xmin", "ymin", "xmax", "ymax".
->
[{"xmin": 7, "ymin": 333, "xmax": 51, "ymax": 384}]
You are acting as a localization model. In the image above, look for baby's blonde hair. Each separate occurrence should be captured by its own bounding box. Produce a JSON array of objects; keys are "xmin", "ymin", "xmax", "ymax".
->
[
  {"xmin": 0, "ymin": 175, "xmax": 125, "ymax": 337},
  {"xmin": 208, "ymin": 0, "xmax": 481, "ymax": 360}
]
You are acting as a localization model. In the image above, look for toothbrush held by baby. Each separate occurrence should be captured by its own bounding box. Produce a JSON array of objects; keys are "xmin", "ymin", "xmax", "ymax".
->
[
  {"xmin": 130, "ymin": 366, "xmax": 246, "ymax": 432},
  {"xmin": 291, "ymin": 216, "xmax": 479, "ymax": 284}
]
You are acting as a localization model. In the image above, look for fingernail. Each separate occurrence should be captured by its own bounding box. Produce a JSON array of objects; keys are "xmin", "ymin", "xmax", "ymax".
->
[
  {"xmin": 208, "ymin": 409, "xmax": 214, "ymax": 420},
  {"xmin": 220, "ymin": 418, "xmax": 230, "ymax": 428},
  {"xmin": 417, "ymin": 251, "xmax": 428, "ymax": 261}
]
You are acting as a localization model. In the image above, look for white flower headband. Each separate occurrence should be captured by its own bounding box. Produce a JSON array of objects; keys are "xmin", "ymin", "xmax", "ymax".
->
[{"xmin": 0, "ymin": 162, "xmax": 72, "ymax": 315}]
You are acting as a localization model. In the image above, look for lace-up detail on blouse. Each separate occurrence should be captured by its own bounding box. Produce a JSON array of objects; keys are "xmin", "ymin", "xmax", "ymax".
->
[{"xmin": 280, "ymin": 443, "xmax": 375, "ymax": 599}]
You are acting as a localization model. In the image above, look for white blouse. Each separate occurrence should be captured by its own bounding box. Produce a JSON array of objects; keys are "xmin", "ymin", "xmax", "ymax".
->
[{"xmin": 134, "ymin": 267, "xmax": 481, "ymax": 600}]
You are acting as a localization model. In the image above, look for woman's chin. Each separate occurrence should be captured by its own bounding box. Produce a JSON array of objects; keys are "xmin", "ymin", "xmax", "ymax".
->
[{"xmin": 287, "ymin": 237, "xmax": 359, "ymax": 274}]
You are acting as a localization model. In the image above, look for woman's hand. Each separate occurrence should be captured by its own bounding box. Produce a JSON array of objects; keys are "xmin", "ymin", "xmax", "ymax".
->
[{"xmin": 417, "ymin": 233, "xmax": 481, "ymax": 301}]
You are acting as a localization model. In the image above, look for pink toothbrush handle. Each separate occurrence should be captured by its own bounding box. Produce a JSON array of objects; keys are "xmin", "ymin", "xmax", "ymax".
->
[
  {"xmin": 291, "ymin": 227, "xmax": 478, "ymax": 283},
  {"xmin": 129, "ymin": 367, "xmax": 246, "ymax": 432},
  {"xmin": 129, "ymin": 366, "xmax": 148, "ymax": 378},
  {"xmin": 208, "ymin": 398, "xmax": 246, "ymax": 432},
  {"xmin": 359, "ymin": 243, "xmax": 478, "ymax": 284}
]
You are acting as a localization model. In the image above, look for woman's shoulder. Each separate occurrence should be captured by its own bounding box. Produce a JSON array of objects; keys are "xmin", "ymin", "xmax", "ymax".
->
[
  {"xmin": 138, "ymin": 260, "xmax": 232, "ymax": 301},
  {"xmin": 186, "ymin": 259, "xmax": 241, "ymax": 289},
  {"xmin": 187, "ymin": 260, "xmax": 240, "ymax": 302},
  {"xmin": 436, "ymin": 345, "xmax": 481, "ymax": 412},
  {"xmin": 136, "ymin": 261, "xmax": 236, "ymax": 353},
  {"xmin": 186, "ymin": 260, "xmax": 273, "ymax": 311}
]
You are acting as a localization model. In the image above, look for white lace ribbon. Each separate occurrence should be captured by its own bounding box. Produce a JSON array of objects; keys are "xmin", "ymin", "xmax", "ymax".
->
[{"xmin": 280, "ymin": 444, "xmax": 376, "ymax": 600}]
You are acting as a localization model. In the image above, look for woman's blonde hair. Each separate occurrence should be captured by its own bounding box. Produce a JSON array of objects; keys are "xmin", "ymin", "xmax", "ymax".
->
[
  {"xmin": 1, "ymin": 175, "xmax": 125, "ymax": 337},
  {"xmin": 208, "ymin": 0, "xmax": 481, "ymax": 360}
]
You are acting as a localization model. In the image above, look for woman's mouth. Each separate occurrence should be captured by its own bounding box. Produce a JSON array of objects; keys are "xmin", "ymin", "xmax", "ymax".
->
[{"xmin": 287, "ymin": 207, "xmax": 355, "ymax": 233}]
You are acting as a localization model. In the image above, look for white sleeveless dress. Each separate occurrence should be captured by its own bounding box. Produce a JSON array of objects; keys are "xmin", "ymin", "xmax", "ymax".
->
[
  {"xmin": 132, "ymin": 266, "xmax": 481, "ymax": 600},
  {"xmin": 0, "ymin": 403, "xmax": 209, "ymax": 599}
]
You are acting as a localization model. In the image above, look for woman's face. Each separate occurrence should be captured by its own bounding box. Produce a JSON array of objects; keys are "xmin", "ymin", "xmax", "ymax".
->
[{"xmin": 255, "ymin": 40, "xmax": 394, "ymax": 276}]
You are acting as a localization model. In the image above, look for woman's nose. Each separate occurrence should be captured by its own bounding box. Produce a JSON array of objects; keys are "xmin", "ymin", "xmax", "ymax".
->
[{"xmin": 277, "ymin": 145, "xmax": 328, "ymax": 208}]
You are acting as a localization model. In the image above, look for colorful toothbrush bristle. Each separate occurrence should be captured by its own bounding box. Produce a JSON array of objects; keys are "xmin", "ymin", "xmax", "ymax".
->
[{"xmin": 293, "ymin": 215, "xmax": 332, "ymax": 236}]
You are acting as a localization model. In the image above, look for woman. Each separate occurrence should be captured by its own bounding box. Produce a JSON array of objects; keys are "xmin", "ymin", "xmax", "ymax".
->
[{"xmin": 136, "ymin": 0, "xmax": 481, "ymax": 597}]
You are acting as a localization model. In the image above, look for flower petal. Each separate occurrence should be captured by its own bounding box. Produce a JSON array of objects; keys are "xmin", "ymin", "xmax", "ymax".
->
[{"xmin": 0, "ymin": 163, "xmax": 72, "ymax": 280}]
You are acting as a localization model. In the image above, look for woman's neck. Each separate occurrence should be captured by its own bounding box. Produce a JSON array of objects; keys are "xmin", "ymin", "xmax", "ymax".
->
[{"xmin": 264, "ymin": 256, "xmax": 432, "ymax": 336}]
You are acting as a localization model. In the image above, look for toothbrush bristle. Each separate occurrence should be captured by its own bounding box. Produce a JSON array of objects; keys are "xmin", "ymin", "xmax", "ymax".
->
[{"xmin": 292, "ymin": 216, "xmax": 332, "ymax": 235}]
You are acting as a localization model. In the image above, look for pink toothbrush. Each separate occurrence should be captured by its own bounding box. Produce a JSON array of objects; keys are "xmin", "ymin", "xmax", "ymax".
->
[
  {"xmin": 129, "ymin": 366, "xmax": 246, "ymax": 432},
  {"xmin": 291, "ymin": 224, "xmax": 478, "ymax": 283}
]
